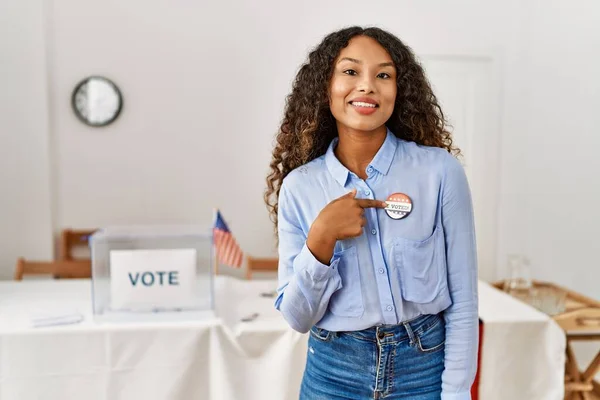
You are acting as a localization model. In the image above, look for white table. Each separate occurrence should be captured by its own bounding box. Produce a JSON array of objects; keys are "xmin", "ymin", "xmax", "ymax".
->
[
  {"xmin": 0, "ymin": 278, "xmax": 566, "ymax": 400},
  {"xmin": 477, "ymin": 281, "xmax": 566, "ymax": 400},
  {"xmin": 0, "ymin": 277, "xmax": 308, "ymax": 400}
]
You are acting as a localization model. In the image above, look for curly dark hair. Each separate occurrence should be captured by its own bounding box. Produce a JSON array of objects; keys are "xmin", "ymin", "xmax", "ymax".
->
[{"xmin": 264, "ymin": 26, "xmax": 460, "ymax": 234}]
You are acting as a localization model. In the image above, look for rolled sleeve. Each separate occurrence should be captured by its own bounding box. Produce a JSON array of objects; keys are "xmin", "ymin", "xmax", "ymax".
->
[
  {"xmin": 274, "ymin": 182, "xmax": 342, "ymax": 333},
  {"xmin": 293, "ymin": 242, "xmax": 342, "ymax": 280}
]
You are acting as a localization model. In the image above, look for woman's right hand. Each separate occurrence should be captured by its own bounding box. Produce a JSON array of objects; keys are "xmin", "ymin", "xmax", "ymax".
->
[{"xmin": 306, "ymin": 189, "xmax": 387, "ymax": 265}]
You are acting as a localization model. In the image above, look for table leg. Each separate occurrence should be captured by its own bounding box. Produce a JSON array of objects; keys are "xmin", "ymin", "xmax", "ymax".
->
[
  {"xmin": 566, "ymin": 343, "xmax": 582, "ymax": 380},
  {"xmin": 581, "ymin": 351, "xmax": 600, "ymax": 384},
  {"xmin": 565, "ymin": 343, "xmax": 586, "ymax": 400},
  {"xmin": 565, "ymin": 341, "xmax": 600, "ymax": 400}
]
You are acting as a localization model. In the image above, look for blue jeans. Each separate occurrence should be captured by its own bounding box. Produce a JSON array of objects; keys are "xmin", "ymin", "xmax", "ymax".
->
[{"xmin": 300, "ymin": 313, "xmax": 445, "ymax": 399}]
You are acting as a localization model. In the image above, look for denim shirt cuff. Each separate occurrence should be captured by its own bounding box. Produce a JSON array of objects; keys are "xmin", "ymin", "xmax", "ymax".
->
[
  {"xmin": 441, "ymin": 391, "xmax": 471, "ymax": 400},
  {"xmin": 295, "ymin": 243, "xmax": 341, "ymax": 282}
]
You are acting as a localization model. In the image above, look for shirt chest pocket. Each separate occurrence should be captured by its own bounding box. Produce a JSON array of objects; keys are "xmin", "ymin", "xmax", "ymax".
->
[
  {"xmin": 393, "ymin": 225, "xmax": 447, "ymax": 303},
  {"xmin": 328, "ymin": 247, "xmax": 364, "ymax": 317}
]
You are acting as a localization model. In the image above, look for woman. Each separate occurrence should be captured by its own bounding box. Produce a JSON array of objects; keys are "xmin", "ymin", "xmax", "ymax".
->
[{"xmin": 265, "ymin": 26, "xmax": 478, "ymax": 400}]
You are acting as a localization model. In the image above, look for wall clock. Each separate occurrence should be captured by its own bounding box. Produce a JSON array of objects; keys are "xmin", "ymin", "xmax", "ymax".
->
[{"xmin": 72, "ymin": 76, "xmax": 123, "ymax": 127}]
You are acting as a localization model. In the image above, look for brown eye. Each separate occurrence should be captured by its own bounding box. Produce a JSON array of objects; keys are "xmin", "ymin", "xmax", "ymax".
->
[
  {"xmin": 343, "ymin": 69, "xmax": 357, "ymax": 76},
  {"xmin": 377, "ymin": 72, "xmax": 391, "ymax": 79}
]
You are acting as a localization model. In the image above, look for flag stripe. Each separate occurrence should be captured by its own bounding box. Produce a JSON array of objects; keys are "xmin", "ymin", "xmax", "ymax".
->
[{"xmin": 212, "ymin": 215, "xmax": 243, "ymax": 268}]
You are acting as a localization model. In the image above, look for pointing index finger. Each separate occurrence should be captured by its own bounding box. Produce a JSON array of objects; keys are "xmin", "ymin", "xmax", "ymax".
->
[{"xmin": 356, "ymin": 199, "xmax": 388, "ymax": 209}]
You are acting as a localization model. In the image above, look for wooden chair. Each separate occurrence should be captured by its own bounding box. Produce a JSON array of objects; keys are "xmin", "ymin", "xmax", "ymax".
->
[
  {"xmin": 60, "ymin": 228, "xmax": 96, "ymax": 261},
  {"xmin": 245, "ymin": 256, "xmax": 278, "ymax": 280},
  {"xmin": 14, "ymin": 258, "xmax": 92, "ymax": 281}
]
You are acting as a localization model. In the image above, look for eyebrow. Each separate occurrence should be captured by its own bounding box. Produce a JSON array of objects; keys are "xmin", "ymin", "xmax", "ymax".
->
[{"xmin": 338, "ymin": 57, "xmax": 394, "ymax": 68}]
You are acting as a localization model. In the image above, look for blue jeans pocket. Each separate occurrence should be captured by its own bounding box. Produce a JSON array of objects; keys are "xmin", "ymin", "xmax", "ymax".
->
[
  {"xmin": 309, "ymin": 326, "xmax": 332, "ymax": 342},
  {"xmin": 416, "ymin": 317, "xmax": 446, "ymax": 353}
]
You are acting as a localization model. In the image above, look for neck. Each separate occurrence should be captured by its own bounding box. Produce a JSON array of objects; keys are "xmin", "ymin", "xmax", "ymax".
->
[{"xmin": 334, "ymin": 124, "xmax": 387, "ymax": 180}]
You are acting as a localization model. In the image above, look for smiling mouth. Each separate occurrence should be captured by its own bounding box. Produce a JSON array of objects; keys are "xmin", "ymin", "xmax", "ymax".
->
[{"xmin": 349, "ymin": 101, "xmax": 379, "ymax": 108}]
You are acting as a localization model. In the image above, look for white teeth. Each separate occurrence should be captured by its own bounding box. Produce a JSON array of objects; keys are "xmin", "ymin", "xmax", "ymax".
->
[{"xmin": 351, "ymin": 101, "xmax": 376, "ymax": 108}]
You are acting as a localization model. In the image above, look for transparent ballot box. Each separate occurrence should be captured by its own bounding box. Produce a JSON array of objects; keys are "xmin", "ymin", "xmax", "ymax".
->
[{"xmin": 89, "ymin": 225, "xmax": 214, "ymax": 322}]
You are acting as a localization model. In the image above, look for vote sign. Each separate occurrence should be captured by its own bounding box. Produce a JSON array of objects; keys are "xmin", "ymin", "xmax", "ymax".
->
[{"xmin": 109, "ymin": 248, "xmax": 197, "ymax": 310}]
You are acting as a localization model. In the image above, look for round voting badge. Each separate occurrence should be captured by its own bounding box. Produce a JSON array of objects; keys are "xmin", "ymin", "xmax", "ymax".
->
[{"xmin": 384, "ymin": 193, "xmax": 413, "ymax": 220}]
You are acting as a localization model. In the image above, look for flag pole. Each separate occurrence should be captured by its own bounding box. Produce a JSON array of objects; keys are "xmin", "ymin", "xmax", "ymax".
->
[{"xmin": 212, "ymin": 208, "xmax": 219, "ymax": 276}]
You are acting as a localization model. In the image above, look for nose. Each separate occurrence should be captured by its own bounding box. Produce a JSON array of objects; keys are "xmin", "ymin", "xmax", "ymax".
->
[{"xmin": 357, "ymin": 74, "xmax": 375, "ymax": 93}]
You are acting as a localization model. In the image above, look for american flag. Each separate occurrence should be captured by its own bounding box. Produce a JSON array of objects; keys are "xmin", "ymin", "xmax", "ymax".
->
[{"xmin": 212, "ymin": 210, "xmax": 244, "ymax": 268}]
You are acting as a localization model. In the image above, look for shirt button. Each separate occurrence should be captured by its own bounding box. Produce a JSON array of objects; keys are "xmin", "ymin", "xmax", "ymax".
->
[
  {"xmin": 386, "ymin": 305, "xmax": 393, "ymax": 311},
  {"xmin": 367, "ymin": 166, "xmax": 374, "ymax": 173},
  {"xmin": 371, "ymin": 229, "xmax": 377, "ymax": 235},
  {"xmin": 364, "ymin": 190, "xmax": 371, "ymax": 196},
  {"xmin": 378, "ymin": 268, "xmax": 385, "ymax": 274}
]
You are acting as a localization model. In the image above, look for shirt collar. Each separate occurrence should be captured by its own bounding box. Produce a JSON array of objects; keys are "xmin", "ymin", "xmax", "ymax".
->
[{"xmin": 325, "ymin": 128, "xmax": 398, "ymax": 187}]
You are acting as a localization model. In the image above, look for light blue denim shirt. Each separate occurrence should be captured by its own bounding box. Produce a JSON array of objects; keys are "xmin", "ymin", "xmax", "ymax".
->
[{"xmin": 275, "ymin": 128, "xmax": 479, "ymax": 400}]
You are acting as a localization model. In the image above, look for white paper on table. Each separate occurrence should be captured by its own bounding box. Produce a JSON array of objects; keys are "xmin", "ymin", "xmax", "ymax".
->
[
  {"xmin": 110, "ymin": 248, "xmax": 197, "ymax": 311},
  {"xmin": 29, "ymin": 306, "xmax": 84, "ymax": 328}
]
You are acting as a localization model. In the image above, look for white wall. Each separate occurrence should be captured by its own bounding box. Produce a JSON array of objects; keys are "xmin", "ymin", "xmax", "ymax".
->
[
  {"xmin": 496, "ymin": 0, "xmax": 600, "ymax": 299},
  {"xmin": 46, "ymin": 0, "xmax": 516, "ymax": 279},
  {"xmin": 496, "ymin": 0, "xmax": 600, "ymax": 373},
  {"xmin": 0, "ymin": 0, "xmax": 54, "ymax": 279},
  {"xmin": 2, "ymin": 0, "xmax": 599, "ymax": 299}
]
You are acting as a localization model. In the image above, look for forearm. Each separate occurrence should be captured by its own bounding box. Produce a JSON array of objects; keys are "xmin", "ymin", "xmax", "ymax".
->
[{"xmin": 276, "ymin": 243, "xmax": 342, "ymax": 333}]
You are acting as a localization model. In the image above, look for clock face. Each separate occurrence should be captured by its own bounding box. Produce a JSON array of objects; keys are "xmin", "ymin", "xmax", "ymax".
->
[{"xmin": 72, "ymin": 76, "xmax": 122, "ymax": 127}]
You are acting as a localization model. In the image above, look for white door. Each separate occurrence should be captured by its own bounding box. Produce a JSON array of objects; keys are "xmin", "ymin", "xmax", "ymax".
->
[{"xmin": 421, "ymin": 54, "xmax": 502, "ymax": 282}]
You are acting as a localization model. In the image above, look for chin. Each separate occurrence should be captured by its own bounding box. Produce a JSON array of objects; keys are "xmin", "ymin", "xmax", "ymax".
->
[{"xmin": 345, "ymin": 119, "xmax": 386, "ymax": 133}]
